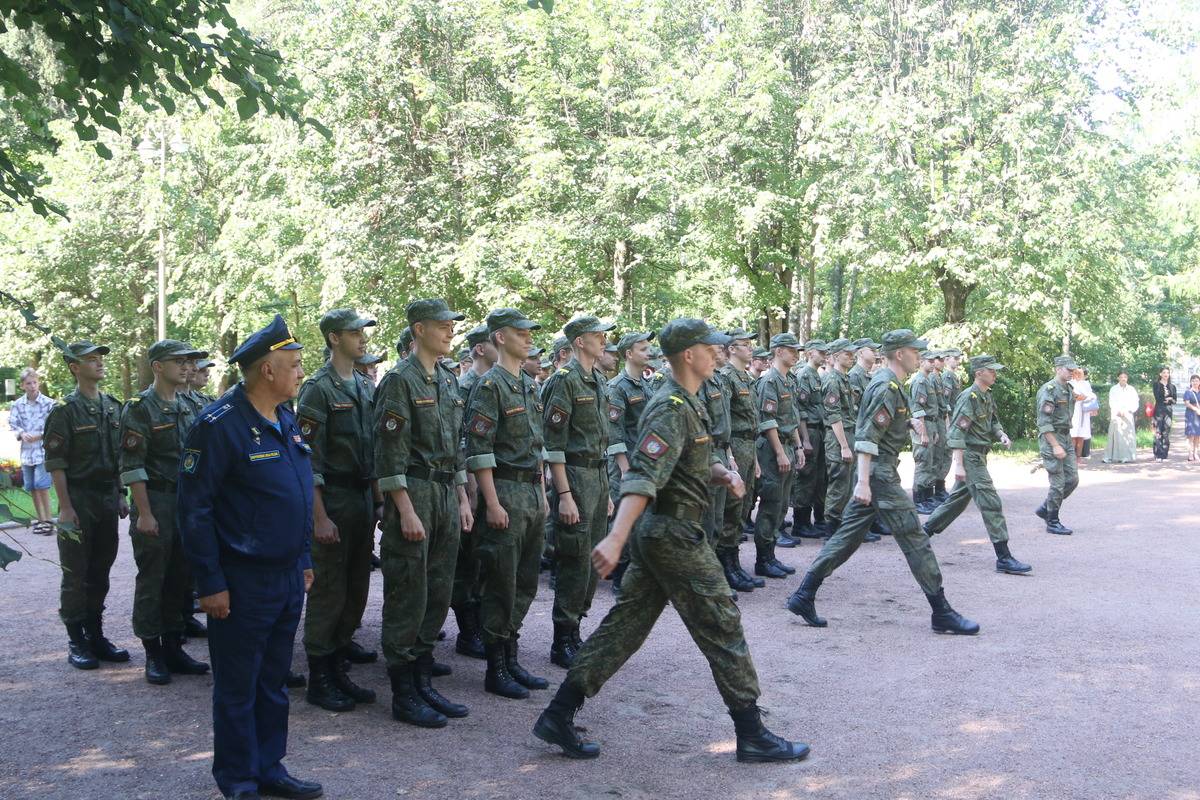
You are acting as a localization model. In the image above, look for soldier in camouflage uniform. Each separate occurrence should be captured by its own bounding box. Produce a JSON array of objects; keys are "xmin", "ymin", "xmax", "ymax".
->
[
  {"xmin": 182, "ymin": 357, "xmax": 216, "ymax": 414},
  {"xmin": 44, "ymin": 341, "xmax": 130, "ymax": 671},
  {"xmin": 929, "ymin": 351, "xmax": 951, "ymax": 503},
  {"xmin": 375, "ymin": 299, "xmax": 474, "ymax": 728},
  {"xmin": 786, "ymin": 330, "xmax": 979, "ymax": 636},
  {"xmin": 464, "ymin": 308, "xmax": 549, "ymax": 700},
  {"xmin": 742, "ymin": 346, "xmax": 771, "ymax": 533},
  {"xmin": 753, "ymin": 334, "xmax": 806, "ymax": 578},
  {"xmin": 354, "ymin": 352, "xmax": 383, "ymax": 385},
  {"xmin": 701, "ymin": 344, "xmax": 733, "ymax": 554},
  {"xmin": 533, "ymin": 318, "xmax": 809, "ymax": 764},
  {"xmin": 789, "ymin": 341, "xmax": 828, "ymax": 540},
  {"xmin": 542, "ymin": 315, "xmax": 615, "ymax": 668},
  {"xmin": 119, "ymin": 339, "xmax": 211, "ymax": 684},
  {"xmin": 818, "ymin": 340, "xmax": 858, "ymax": 534},
  {"xmin": 717, "ymin": 329, "xmax": 763, "ymax": 592},
  {"xmin": 939, "ymin": 349, "xmax": 963, "ymax": 491},
  {"xmin": 297, "ymin": 309, "xmax": 380, "ymax": 712},
  {"xmin": 848, "ymin": 338, "xmax": 888, "ymax": 538},
  {"xmin": 922, "ymin": 355, "xmax": 1032, "ymax": 575},
  {"xmin": 604, "ymin": 331, "xmax": 656, "ymax": 593},
  {"xmin": 1034, "ymin": 355, "xmax": 1080, "ymax": 535},
  {"xmin": 908, "ymin": 351, "xmax": 941, "ymax": 514}
]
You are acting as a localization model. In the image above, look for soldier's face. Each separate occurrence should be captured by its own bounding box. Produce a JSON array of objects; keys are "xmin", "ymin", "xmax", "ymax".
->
[
  {"xmin": 837, "ymin": 350, "xmax": 854, "ymax": 370},
  {"xmin": 896, "ymin": 347, "xmax": 920, "ymax": 373},
  {"xmin": 156, "ymin": 357, "xmax": 190, "ymax": 387},
  {"xmin": 977, "ymin": 368, "xmax": 996, "ymax": 388},
  {"xmin": 192, "ymin": 367, "xmax": 210, "ymax": 388},
  {"xmin": 333, "ymin": 329, "xmax": 368, "ymax": 360},
  {"xmin": 415, "ymin": 320, "xmax": 456, "ymax": 357},
  {"xmin": 73, "ymin": 355, "xmax": 105, "ymax": 383},
  {"xmin": 689, "ymin": 344, "xmax": 717, "ymax": 379},
  {"xmin": 809, "ymin": 350, "xmax": 825, "ymax": 367},
  {"xmin": 598, "ymin": 351, "xmax": 617, "ymax": 371},
  {"xmin": 774, "ymin": 347, "xmax": 798, "ymax": 370},
  {"xmin": 577, "ymin": 331, "xmax": 606, "ymax": 359},
  {"xmin": 1055, "ymin": 366, "xmax": 1072, "ymax": 382},
  {"xmin": 498, "ymin": 327, "xmax": 531, "ymax": 361},
  {"xmin": 627, "ymin": 340, "xmax": 651, "ymax": 369}
]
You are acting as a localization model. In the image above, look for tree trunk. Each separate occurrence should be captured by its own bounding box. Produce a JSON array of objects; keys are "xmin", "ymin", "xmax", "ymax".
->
[
  {"xmin": 612, "ymin": 239, "xmax": 633, "ymax": 318},
  {"xmin": 938, "ymin": 273, "xmax": 973, "ymax": 324}
]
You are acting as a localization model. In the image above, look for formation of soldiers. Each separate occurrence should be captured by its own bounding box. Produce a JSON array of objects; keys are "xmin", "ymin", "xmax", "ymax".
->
[{"xmin": 39, "ymin": 301, "xmax": 1086, "ymax": 767}]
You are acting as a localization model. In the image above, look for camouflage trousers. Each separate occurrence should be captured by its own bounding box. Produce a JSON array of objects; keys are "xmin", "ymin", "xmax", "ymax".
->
[
  {"xmin": 752, "ymin": 437, "xmax": 795, "ymax": 549},
  {"xmin": 565, "ymin": 512, "xmax": 760, "ymax": 710},
  {"xmin": 475, "ymin": 479, "xmax": 546, "ymax": 644},
  {"xmin": 1040, "ymin": 431, "xmax": 1079, "ymax": 513},
  {"xmin": 934, "ymin": 418, "xmax": 951, "ymax": 483},
  {"xmin": 380, "ymin": 477, "xmax": 461, "ymax": 667},
  {"xmin": 823, "ymin": 429, "xmax": 854, "ymax": 522},
  {"xmin": 702, "ymin": 447, "xmax": 730, "ymax": 549},
  {"xmin": 130, "ymin": 489, "xmax": 189, "ymax": 639},
  {"xmin": 58, "ymin": 486, "xmax": 119, "ymax": 625},
  {"xmin": 720, "ymin": 435, "xmax": 756, "ymax": 551},
  {"xmin": 304, "ymin": 485, "xmax": 374, "ymax": 657},
  {"xmin": 911, "ymin": 422, "xmax": 940, "ymax": 491},
  {"xmin": 791, "ymin": 424, "xmax": 826, "ymax": 509},
  {"xmin": 924, "ymin": 448, "xmax": 1009, "ymax": 544},
  {"xmin": 553, "ymin": 463, "xmax": 609, "ymax": 628},
  {"xmin": 805, "ymin": 456, "xmax": 943, "ymax": 595}
]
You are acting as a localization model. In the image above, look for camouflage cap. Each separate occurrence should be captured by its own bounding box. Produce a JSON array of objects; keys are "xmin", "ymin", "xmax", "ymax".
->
[
  {"xmin": 552, "ymin": 336, "xmax": 570, "ymax": 355},
  {"xmin": 803, "ymin": 339, "xmax": 829, "ymax": 353},
  {"xmin": 194, "ymin": 358, "xmax": 216, "ymax": 370},
  {"xmin": 319, "ymin": 308, "xmax": 377, "ymax": 335},
  {"xmin": 615, "ymin": 331, "xmax": 655, "ymax": 353},
  {"xmin": 457, "ymin": 348, "xmax": 473, "ymax": 362},
  {"xmin": 725, "ymin": 328, "xmax": 754, "ymax": 341},
  {"xmin": 539, "ymin": 359, "xmax": 553, "ymax": 369},
  {"xmin": 396, "ymin": 327, "xmax": 413, "ymax": 356},
  {"xmin": 465, "ymin": 324, "xmax": 490, "ymax": 347},
  {"xmin": 659, "ymin": 318, "xmax": 731, "ymax": 356},
  {"xmin": 527, "ymin": 346, "xmax": 545, "ymax": 358},
  {"xmin": 355, "ymin": 353, "xmax": 384, "ymax": 366},
  {"xmin": 880, "ymin": 329, "xmax": 928, "ymax": 354},
  {"xmin": 919, "ymin": 349, "xmax": 937, "ymax": 361},
  {"xmin": 1054, "ymin": 354, "xmax": 1079, "ymax": 369},
  {"xmin": 604, "ymin": 343, "xmax": 618, "ymax": 353},
  {"xmin": 148, "ymin": 339, "xmax": 207, "ymax": 363},
  {"xmin": 826, "ymin": 338, "xmax": 855, "ymax": 354},
  {"xmin": 751, "ymin": 347, "xmax": 770, "ymax": 359},
  {"xmin": 486, "ymin": 308, "xmax": 541, "ymax": 333},
  {"xmin": 406, "ymin": 298, "xmax": 465, "ymax": 325},
  {"xmin": 969, "ymin": 354, "xmax": 1004, "ymax": 372},
  {"xmin": 61, "ymin": 340, "xmax": 110, "ymax": 363},
  {"xmin": 851, "ymin": 337, "xmax": 882, "ymax": 350},
  {"xmin": 769, "ymin": 332, "xmax": 802, "ymax": 350},
  {"xmin": 942, "ymin": 348, "xmax": 964, "ymax": 358},
  {"xmin": 563, "ymin": 315, "xmax": 616, "ymax": 341}
]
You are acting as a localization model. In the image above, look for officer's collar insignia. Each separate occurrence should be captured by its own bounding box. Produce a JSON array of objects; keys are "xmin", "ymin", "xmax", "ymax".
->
[
  {"xmin": 204, "ymin": 403, "xmax": 234, "ymax": 424},
  {"xmin": 250, "ymin": 426, "xmax": 261, "ymax": 445}
]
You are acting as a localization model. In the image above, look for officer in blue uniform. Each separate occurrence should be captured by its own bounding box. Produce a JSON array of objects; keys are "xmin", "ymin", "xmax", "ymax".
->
[{"xmin": 179, "ymin": 315, "xmax": 323, "ymax": 800}]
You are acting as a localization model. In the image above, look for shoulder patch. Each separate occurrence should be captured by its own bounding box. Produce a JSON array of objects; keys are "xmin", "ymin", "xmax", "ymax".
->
[
  {"xmin": 872, "ymin": 407, "xmax": 893, "ymax": 428},
  {"xmin": 763, "ymin": 399, "xmax": 777, "ymax": 414},
  {"xmin": 547, "ymin": 404, "xmax": 569, "ymax": 428},
  {"xmin": 381, "ymin": 410, "xmax": 406, "ymax": 434},
  {"xmin": 204, "ymin": 403, "xmax": 235, "ymax": 424},
  {"xmin": 956, "ymin": 416, "xmax": 972, "ymax": 430},
  {"xmin": 129, "ymin": 396, "xmax": 141, "ymax": 404},
  {"xmin": 123, "ymin": 430, "xmax": 144, "ymax": 451},
  {"xmin": 638, "ymin": 432, "xmax": 670, "ymax": 460},
  {"xmin": 182, "ymin": 449, "xmax": 201, "ymax": 474},
  {"xmin": 1042, "ymin": 401, "xmax": 1055, "ymax": 414},
  {"xmin": 299, "ymin": 416, "xmax": 320, "ymax": 441},
  {"xmin": 467, "ymin": 412, "xmax": 496, "ymax": 437},
  {"xmin": 669, "ymin": 395, "xmax": 684, "ymax": 405},
  {"xmin": 608, "ymin": 403, "xmax": 622, "ymax": 422},
  {"xmin": 557, "ymin": 368, "xmax": 570, "ymax": 375},
  {"xmin": 824, "ymin": 392, "xmax": 838, "ymax": 406},
  {"xmin": 44, "ymin": 432, "xmax": 65, "ymax": 454}
]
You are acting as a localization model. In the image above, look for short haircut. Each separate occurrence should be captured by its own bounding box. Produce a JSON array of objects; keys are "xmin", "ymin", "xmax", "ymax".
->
[{"xmin": 19, "ymin": 367, "xmax": 38, "ymax": 383}]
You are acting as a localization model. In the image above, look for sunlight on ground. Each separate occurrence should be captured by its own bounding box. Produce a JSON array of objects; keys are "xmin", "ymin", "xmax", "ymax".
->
[
  {"xmin": 184, "ymin": 751, "xmax": 213, "ymax": 762},
  {"xmin": 705, "ymin": 737, "xmax": 736, "ymax": 754},
  {"xmin": 942, "ymin": 772, "xmax": 1009, "ymax": 799},
  {"xmin": 54, "ymin": 748, "xmax": 136, "ymax": 775},
  {"xmin": 958, "ymin": 718, "xmax": 1015, "ymax": 735}
]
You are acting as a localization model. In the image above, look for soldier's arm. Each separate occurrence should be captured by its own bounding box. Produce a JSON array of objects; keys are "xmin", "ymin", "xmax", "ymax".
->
[
  {"xmin": 541, "ymin": 374, "xmax": 579, "ymax": 519},
  {"xmin": 823, "ymin": 379, "xmax": 851, "ymax": 455},
  {"xmin": 465, "ymin": 379, "xmax": 507, "ymax": 528},
  {"xmin": 118, "ymin": 400, "xmax": 156, "ymax": 532},
  {"xmin": 605, "ymin": 381, "xmax": 629, "ymax": 471},
  {"xmin": 852, "ymin": 384, "xmax": 898, "ymax": 504},
  {"xmin": 374, "ymin": 374, "xmax": 424, "ymax": 539},
  {"xmin": 298, "ymin": 382, "xmax": 339, "ymax": 544},
  {"xmin": 43, "ymin": 406, "xmax": 75, "ymax": 526},
  {"xmin": 1036, "ymin": 386, "xmax": 1063, "ymax": 454}
]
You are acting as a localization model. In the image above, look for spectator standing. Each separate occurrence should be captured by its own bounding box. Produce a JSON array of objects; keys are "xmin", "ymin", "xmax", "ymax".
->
[
  {"xmin": 1069, "ymin": 368, "xmax": 1098, "ymax": 461},
  {"xmin": 1183, "ymin": 374, "xmax": 1200, "ymax": 462},
  {"xmin": 9, "ymin": 367, "xmax": 56, "ymax": 534},
  {"xmin": 1152, "ymin": 367, "xmax": 1177, "ymax": 461},
  {"xmin": 1103, "ymin": 371, "xmax": 1140, "ymax": 464}
]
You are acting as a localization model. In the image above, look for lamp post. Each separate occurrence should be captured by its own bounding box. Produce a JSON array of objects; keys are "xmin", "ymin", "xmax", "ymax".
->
[{"xmin": 136, "ymin": 125, "xmax": 187, "ymax": 341}]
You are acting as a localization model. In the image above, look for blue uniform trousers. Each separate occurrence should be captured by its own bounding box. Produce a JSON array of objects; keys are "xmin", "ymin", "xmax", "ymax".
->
[{"xmin": 208, "ymin": 562, "xmax": 304, "ymax": 797}]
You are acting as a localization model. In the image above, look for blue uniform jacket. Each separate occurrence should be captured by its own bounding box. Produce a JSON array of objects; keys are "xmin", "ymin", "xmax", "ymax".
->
[{"xmin": 178, "ymin": 383, "xmax": 314, "ymax": 597}]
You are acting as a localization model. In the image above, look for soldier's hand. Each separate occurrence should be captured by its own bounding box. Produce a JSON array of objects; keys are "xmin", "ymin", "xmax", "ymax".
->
[
  {"xmin": 458, "ymin": 501, "xmax": 474, "ymax": 533},
  {"xmin": 955, "ymin": 467, "xmax": 967, "ymax": 482},
  {"xmin": 199, "ymin": 590, "xmax": 230, "ymax": 620},
  {"xmin": 303, "ymin": 569, "xmax": 314, "ymax": 593},
  {"xmin": 776, "ymin": 451, "xmax": 791, "ymax": 473},
  {"xmin": 1052, "ymin": 444, "xmax": 1067, "ymax": 460},
  {"xmin": 486, "ymin": 502, "xmax": 509, "ymax": 530},
  {"xmin": 57, "ymin": 506, "xmax": 79, "ymax": 530},
  {"xmin": 853, "ymin": 480, "xmax": 872, "ymax": 506},
  {"xmin": 802, "ymin": 439, "xmax": 813, "ymax": 454},
  {"xmin": 591, "ymin": 536, "xmax": 622, "ymax": 578},
  {"xmin": 400, "ymin": 509, "xmax": 426, "ymax": 542},
  {"xmin": 919, "ymin": 432, "xmax": 930, "ymax": 447},
  {"xmin": 1000, "ymin": 433, "xmax": 1012, "ymax": 449},
  {"xmin": 607, "ymin": 497, "xmax": 615, "ymax": 518},
  {"xmin": 754, "ymin": 460, "xmax": 762, "ymax": 480},
  {"xmin": 135, "ymin": 512, "xmax": 159, "ymax": 537},
  {"xmin": 841, "ymin": 449, "xmax": 852, "ymax": 463},
  {"xmin": 794, "ymin": 447, "xmax": 806, "ymax": 470},
  {"xmin": 314, "ymin": 515, "xmax": 340, "ymax": 545},
  {"xmin": 726, "ymin": 471, "xmax": 746, "ymax": 500},
  {"xmin": 558, "ymin": 493, "xmax": 581, "ymax": 525}
]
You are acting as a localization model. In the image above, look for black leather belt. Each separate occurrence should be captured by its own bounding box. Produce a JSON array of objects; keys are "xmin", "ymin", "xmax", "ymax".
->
[
  {"xmin": 730, "ymin": 430, "xmax": 755, "ymax": 441},
  {"xmin": 406, "ymin": 465, "xmax": 455, "ymax": 485},
  {"xmin": 651, "ymin": 500, "xmax": 704, "ymax": 523},
  {"xmin": 323, "ymin": 474, "xmax": 371, "ymax": 490},
  {"xmin": 565, "ymin": 454, "xmax": 605, "ymax": 469},
  {"xmin": 147, "ymin": 479, "xmax": 177, "ymax": 494},
  {"xmin": 493, "ymin": 465, "xmax": 542, "ymax": 484},
  {"xmin": 72, "ymin": 478, "xmax": 118, "ymax": 492},
  {"xmin": 807, "ymin": 422, "xmax": 825, "ymax": 430}
]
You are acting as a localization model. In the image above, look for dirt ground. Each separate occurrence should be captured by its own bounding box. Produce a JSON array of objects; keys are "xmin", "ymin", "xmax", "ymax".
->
[{"xmin": 2, "ymin": 425, "xmax": 1199, "ymax": 800}]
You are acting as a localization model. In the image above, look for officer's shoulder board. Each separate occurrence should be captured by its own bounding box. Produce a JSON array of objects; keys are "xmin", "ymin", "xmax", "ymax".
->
[
  {"xmin": 669, "ymin": 393, "xmax": 684, "ymax": 406},
  {"xmin": 128, "ymin": 396, "xmax": 141, "ymax": 404},
  {"xmin": 203, "ymin": 402, "xmax": 236, "ymax": 425},
  {"xmin": 557, "ymin": 367, "xmax": 570, "ymax": 376}
]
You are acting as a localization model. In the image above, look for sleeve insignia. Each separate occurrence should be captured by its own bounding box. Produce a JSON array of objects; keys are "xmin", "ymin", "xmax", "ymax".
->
[
  {"xmin": 44, "ymin": 433, "xmax": 64, "ymax": 453},
  {"xmin": 917, "ymin": 393, "xmax": 927, "ymax": 405},
  {"xmin": 824, "ymin": 393, "xmax": 838, "ymax": 406},
  {"xmin": 182, "ymin": 449, "xmax": 201, "ymax": 474},
  {"xmin": 873, "ymin": 407, "xmax": 892, "ymax": 428},
  {"xmin": 797, "ymin": 391, "xmax": 808, "ymax": 402},
  {"xmin": 608, "ymin": 404, "xmax": 622, "ymax": 422},
  {"xmin": 547, "ymin": 404, "xmax": 569, "ymax": 428},
  {"xmin": 956, "ymin": 416, "xmax": 972, "ymax": 430},
  {"xmin": 763, "ymin": 399, "xmax": 777, "ymax": 414},
  {"xmin": 122, "ymin": 430, "xmax": 144, "ymax": 451},
  {"xmin": 382, "ymin": 410, "xmax": 406, "ymax": 433},
  {"xmin": 638, "ymin": 432, "xmax": 670, "ymax": 460},
  {"xmin": 299, "ymin": 417, "xmax": 320, "ymax": 441},
  {"xmin": 1042, "ymin": 401, "xmax": 1055, "ymax": 414},
  {"xmin": 468, "ymin": 413, "xmax": 496, "ymax": 436}
]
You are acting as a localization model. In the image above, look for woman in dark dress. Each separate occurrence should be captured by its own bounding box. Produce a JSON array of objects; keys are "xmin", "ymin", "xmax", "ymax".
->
[{"xmin": 1152, "ymin": 367, "xmax": 1177, "ymax": 461}]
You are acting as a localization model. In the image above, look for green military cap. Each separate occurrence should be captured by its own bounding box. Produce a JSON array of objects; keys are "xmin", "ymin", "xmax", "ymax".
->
[
  {"xmin": 1054, "ymin": 354, "xmax": 1079, "ymax": 369},
  {"xmin": 563, "ymin": 315, "xmax": 616, "ymax": 341},
  {"xmin": 465, "ymin": 323, "xmax": 490, "ymax": 347},
  {"xmin": 528, "ymin": 346, "xmax": 545, "ymax": 358},
  {"xmin": 751, "ymin": 347, "xmax": 770, "ymax": 359},
  {"xmin": 319, "ymin": 308, "xmax": 377, "ymax": 335},
  {"xmin": 406, "ymin": 298, "xmax": 465, "ymax": 325},
  {"xmin": 396, "ymin": 327, "xmax": 412, "ymax": 355},
  {"xmin": 148, "ymin": 339, "xmax": 207, "ymax": 363},
  {"xmin": 616, "ymin": 331, "xmax": 655, "ymax": 353},
  {"xmin": 769, "ymin": 332, "xmax": 802, "ymax": 350},
  {"xmin": 803, "ymin": 339, "xmax": 829, "ymax": 352},
  {"xmin": 604, "ymin": 343, "xmax": 618, "ymax": 353},
  {"xmin": 355, "ymin": 353, "xmax": 384, "ymax": 366},
  {"xmin": 943, "ymin": 347, "xmax": 964, "ymax": 357},
  {"xmin": 486, "ymin": 308, "xmax": 541, "ymax": 333},
  {"xmin": 194, "ymin": 358, "xmax": 217, "ymax": 370},
  {"xmin": 919, "ymin": 349, "xmax": 938, "ymax": 361},
  {"xmin": 552, "ymin": 336, "xmax": 570, "ymax": 354},
  {"xmin": 61, "ymin": 340, "xmax": 110, "ymax": 363},
  {"xmin": 826, "ymin": 338, "xmax": 854, "ymax": 353},
  {"xmin": 851, "ymin": 337, "xmax": 881, "ymax": 350},
  {"xmin": 880, "ymin": 329, "xmax": 928, "ymax": 354},
  {"xmin": 441, "ymin": 356, "xmax": 459, "ymax": 369},
  {"xmin": 659, "ymin": 318, "xmax": 731, "ymax": 356},
  {"xmin": 539, "ymin": 359, "xmax": 552, "ymax": 369},
  {"xmin": 457, "ymin": 348, "xmax": 473, "ymax": 362},
  {"xmin": 725, "ymin": 328, "xmax": 754, "ymax": 341},
  {"xmin": 969, "ymin": 354, "xmax": 1004, "ymax": 372}
]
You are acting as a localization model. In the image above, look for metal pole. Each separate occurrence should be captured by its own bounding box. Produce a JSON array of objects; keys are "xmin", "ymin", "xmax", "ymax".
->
[{"xmin": 157, "ymin": 131, "xmax": 167, "ymax": 340}]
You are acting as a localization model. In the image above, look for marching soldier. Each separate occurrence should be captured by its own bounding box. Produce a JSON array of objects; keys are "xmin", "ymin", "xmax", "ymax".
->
[
  {"xmin": 44, "ymin": 342, "xmax": 130, "ymax": 670},
  {"xmin": 753, "ymin": 334, "xmax": 806, "ymax": 578},
  {"xmin": 396, "ymin": 327, "xmax": 413, "ymax": 360},
  {"xmin": 940, "ymin": 348, "xmax": 964, "ymax": 491},
  {"xmin": 1035, "ymin": 355, "xmax": 1080, "ymax": 535},
  {"xmin": 296, "ymin": 309, "xmax": 380, "ymax": 712},
  {"xmin": 119, "ymin": 339, "xmax": 211, "ymax": 684},
  {"xmin": 847, "ymin": 339, "xmax": 878, "ymax": 410},
  {"xmin": 541, "ymin": 315, "xmax": 615, "ymax": 668},
  {"xmin": 700, "ymin": 342, "xmax": 733, "ymax": 558},
  {"xmin": 922, "ymin": 355, "xmax": 1032, "ymax": 574},
  {"xmin": 930, "ymin": 351, "xmax": 951, "ymax": 503},
  {"xmin": 818, "ymin": 340, "xmax": 858, "ymax": 535},
  {"xmin": 184, "ymin": 357, "xmax": 216, "ymax": 412},
  {"xmin": 374, "ymin": 299, "xmax": 475, "ymax": 728},
  {"xmin": 908, "ymin": 351, "xmax": 941, "ymax": 514},
  {"xmin": 786, "ymin": 330, "xmax": 979, "ymax": 636},
  {"xmin": 789, "ymin": 341, "xmax": 827, "ymax": 540},
  {"xmin": 717, "ymin": 329, "xmax": 763, "ymax": 592},
  {"xmin": 532, "ymin": 318, "xmax": 809, "ymax": 764}
]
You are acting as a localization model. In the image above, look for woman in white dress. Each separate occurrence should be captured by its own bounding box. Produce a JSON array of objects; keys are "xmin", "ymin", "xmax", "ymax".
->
[
  {"xmin": 1069, "ymin": 368, "xmax": 1098, "ymax": 460},
  {"xmin": 1104, "ymin": 370, "xmax": 1139, "ymax": 463}
]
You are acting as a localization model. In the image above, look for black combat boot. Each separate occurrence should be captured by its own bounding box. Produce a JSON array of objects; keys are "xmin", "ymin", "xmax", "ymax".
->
[
  {"xmin": 754, "ymin": 543, "xmax": 787, "ymax": 579},
  {"xmin": 388, "ymin": 664, "xmax": 446, "ymax": 728},
  {"xmin": 506, "ymin": 637, "xmax": 548, "ymax": 690},
  {"xmin": 1046, "ymin": 511, "xmax": 1073, "ymax": 535},
  {"xmin": 431, "ymin": 660, "xmax": 453, "ymax": 677},
  {"xmin": 66, "ymin": 622, "xmax": 99, "ymax": 670},
  {"xmin": 142, "ymin": 637, "xmax": 171, "ymax": 685},
  {"xmin": 737, "ymin": 549, "xmax": 766, "ymax": 588},
  {"xmin": 184, "ymin": 614, "xmax": 207, "ymax": 638},
  {"xmin": 414, "ymin": 654, "xmax": 468, "ymax": 718},
  {"xmin": 286, "ymin": 670, "xmax": 307, "ymax": 688},
  {"xmin": 730, "ymin": 704, "xmax": 810, "ymax": 763},
  {"xmin": 914, "ymin": 486, "xmax": 938, "ymax": 515},
  {"xmin": 84, "ymin": 616, "xmax": 129, "ymax": 662},
  {"xmin": 533, "ymin": 681, "xmax": 600, "ymax": 759},
  {"xmin": 933, "ymin": 479, "xmax": 949, "ymax": 503},
  {"xmin": 926, "ymin": 589, "xmax": 980, "ymax": 635},
  {"xmin": 810, "ymin": 502, "xmax": 830, "ymax": 536},
  {"xmin": 793, "ymin": 506, "xmax": 818, "ymax": 538},
  {"xmin": 306, "ymin": 655, "xmax": 354, "ymax": 711},
  {"xmin": 776, "ymin": 525, "xmax": 799, "ymax": 547},
  {"xmin": 550, "ymin": 622, "xmax": 580, "ymax": 668},
  {"xmin": 331, "ymin": 652, "xmax": 376, "ymax": 704},
  {"xmin": 785, "ymin": 572, "xmax": 827, "ymax": 627},
  {"xmin": 768, "ymin": 544, "xmax": 795, "ymax": 575},
  {"xmin": 162, "ymin": 632, "xmax": 210, "ymax": 674},
  {"xmin": 1035, "ymin": 502, "xmax": 1049, "ymax": 521},
  {"xmin": 342, "ymin": 639, "xmax": 377, "ymax": 664},
  {"xmin": 993, "ymin": 541, "xmax": 1032, "ymax": 575},
  {"xmin": 718, "ymin": 548, "xmax": 756, "ymax": 592},
  {"xmin": 453, "ymin": 605, "xmax": 485, "ymax": 660},
  {"xmin": 484, "ymin": 641, "xmax": 529, "ymax": 699},
  {"xmin": 871, "ymin": 515, "xmax": 893, "ymax": 536}
]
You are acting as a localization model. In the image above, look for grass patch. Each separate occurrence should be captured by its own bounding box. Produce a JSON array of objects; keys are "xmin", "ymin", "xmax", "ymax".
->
[
  {"xmin": 992, "ymin": 429, "xmax": 1155, "ymax": 462},
  {"xmin": 0, "ymin": 487, "xmax": 60, "ymax": 523}
]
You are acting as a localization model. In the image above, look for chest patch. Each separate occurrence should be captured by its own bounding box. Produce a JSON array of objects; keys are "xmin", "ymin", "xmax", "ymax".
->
[
  {"xmin": 693, "ymin": 434, "xmax": 711, "ymax": 445},
  {"xmin": 574, "ymin": 394, "xmax": 595, "ymax": 405},
  {"xmin": 182, "ymin": 449, "xmax": 201, "ymax": 474},
  {"xmin": 738, "ymin": 389, "xmax": 751, "ymax": 397},
  {"xmin": 638, "ymin": 432, "xmax": 670, "ymax": 460},
  {"xmin": 73, "ymin": 424, "xmax": 97, "ymax": 433},
  {"xmin": 628, "ymin": 394, "xmax": 645, "ymax": 404},
  {"xmin": 502, "ymin": 406, "xmax": 526, "ymax": 417},
  {"xmin": 151, "ymin": 422, "xmax": 176, "ymax": 432},
  {"xmin": 331, "ymin": 401, "xmax": 354, "ymax": 411},
  {"xmin": 249, "ymin": 450, "xmax": 281, "ymax": 462},
  {"xmin": 414, "ymin": 396, "xmax": 436, "ymax": 408}
]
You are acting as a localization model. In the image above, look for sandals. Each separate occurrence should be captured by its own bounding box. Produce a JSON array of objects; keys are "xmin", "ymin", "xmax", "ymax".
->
[{"xmin": 32, "ymin": 521, "xmax": 54, "ymax": 536}]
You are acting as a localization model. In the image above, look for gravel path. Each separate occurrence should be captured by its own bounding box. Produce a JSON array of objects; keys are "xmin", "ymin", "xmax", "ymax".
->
[{"xmin": 2, "ymin": 426, "xmax": 1198, "ymax": 800}]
